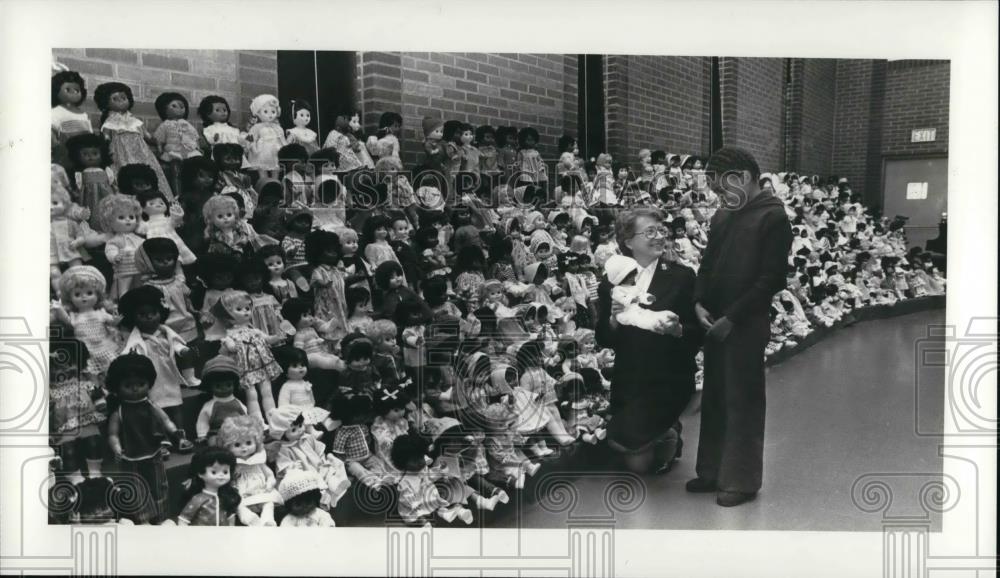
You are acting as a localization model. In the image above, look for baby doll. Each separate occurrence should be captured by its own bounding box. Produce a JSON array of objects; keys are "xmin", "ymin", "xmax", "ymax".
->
[
  {"xmin": 216, "ymin": 415, "xmax": 280, "ymax": 526},
  {"xmin": 331, "ymin": 395, "xmax": 398, "ymax": 489},
  {"xmin": 49, "ymin": 186, "xmax": 88, "ymax": 294},
  {"xmin": 51, "ymin": 266, "xmax": 121, "ymax": 377},
  {"xmin": 93, "ymin": 82, "xmax": 172, "ymax": 199},
  {"xmin": 516, "ymin": 127, "xmax": 547, "ymax": 189},
  {"xmin": 282, "ymin": 298, "xmax": 346, "ymax": 371},
  {"xmin": 368, "ymin": 111, "xmax": 403, "ymax": 161},
  {"xmin": 105, "ymin": 353, "xmax": 188, "ymax": 524},
  {"xmin": 197, "ymin": 95, "xmax": 247, "ymax": 160},
  {"xmin": 178, "ymin": 446, "xmax": 241, "ymax": 526},
  {"xmin": 98, "ymin": 194, "xmax": 145, "ymax": 300},
  {"xmin": 245, "ymin": 94, "xmax": 286, "ymax": 180},
  {"xmin": 152, "ymin": 92, "xmax": 201, "ymax": 193},
  {"xmin": 306, "ymin": 230, "xmax": 350, "ymax": 340},
  {"xmin": 51, "ymin": 70, "xmax": 93, "ymax": 149},
  {"xmin": 603, "ymin": 255, "xmax": 681, "ymax": 334},
  {"xmin": 277, "ymin": 469, "xmax": 337, "ymax": 527},
  {"xmin": 285, "ymin": 99, "xmax": 320, "ymax": 155},
  {"xmin": 118, "ymin": 286, "xmax": 200, "ymax": 440},
  {"xmin": 475, "ymin": 125, "xmax": 500, "ymax": 175},
  {"xmin": 65, "ymin": 133, "xmax": 117, "ymax": 230},
  {"xmin": 391, "ymin": 433, "xmax": 474, "ymax": 525},
  {"xmin": 235, "ymin": 260, "xmax": 295, "ymax": 346},
  {"xmin": 268, "ymin": 405, "xmax": 349, "ymax": 509},
  {"xmin": 214, "ymin": 289, "xmax": 284, "ymax": 425},
  {"xmin": 136, "ymin": 189, "xmax": 195, "ymax": 265},
  {"xmin": 213, "ymin": 143, "xmax": 257, "ymax": 215},
  {"xmin": 558, "ymin": 372, "xmax": 607, "ymax": 444},
  {"xmin": 195, "ymin": 355, "xmax": 248, "ymax": 445},
  {"xmin": 203, "ymin": 194, "xmax": 272, "ymax": 259},
  {"xmin": 257, "ymin": 245, "xmax": 297, "ymax": 304}
]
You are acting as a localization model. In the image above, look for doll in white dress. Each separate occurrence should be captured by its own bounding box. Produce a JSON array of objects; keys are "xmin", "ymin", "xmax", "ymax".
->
[{"xmin": 136, "ymin": 190, "xmax": 196, "ymax": 265}]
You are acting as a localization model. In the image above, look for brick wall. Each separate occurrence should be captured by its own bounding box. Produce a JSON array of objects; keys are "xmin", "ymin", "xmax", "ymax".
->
[
  {"xmin": 882, "ymin": 60, "xmax": 950, "ymax": 157},
  {"xmin": 52, "ymin": 49, "xmax": 277, "ymax": 133},
  {"xmin": 832, "ymin": 60, "xmax": 876, "ymax": 195},
  {"xmin": 355, "ymin": 52, "xmax": 578, "ymax": 167},
  {"xmin": 718, "ymin": 57, "xmax": 786, "ymax": 171},
  {"xmin": 604, "ymin": 55, "xmax": 712, "ymax": 167},
  {"xmin": 785, "ymin": 58, "xmax": 837, "ymax": 176}
]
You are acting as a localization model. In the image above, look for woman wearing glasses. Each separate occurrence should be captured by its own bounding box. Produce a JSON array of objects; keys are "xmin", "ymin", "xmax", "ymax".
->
[{"xmin": 595, "ymin": 207, "xmax": 704, "ymax": 474}]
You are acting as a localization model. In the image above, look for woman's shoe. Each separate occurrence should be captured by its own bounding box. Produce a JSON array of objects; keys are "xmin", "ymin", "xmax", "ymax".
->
[{"xmin": 685, "ymin": 477, "xmax": 717, "ymax": 493}]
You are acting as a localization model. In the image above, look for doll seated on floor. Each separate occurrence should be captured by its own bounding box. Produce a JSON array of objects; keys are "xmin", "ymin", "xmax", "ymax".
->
[
  {"xmin": 390, "ymin": 433, "xmax": 474, "ymax": 526},
  {"xmin": 603, "ymin": 255, "xmax": 680, "ymax": 333},
  {"xmin": 217, "ymin": 415, "xmax": 281, "ymax": 526},
  {"xmin": 557, "ymin": 372, "xmax": 607, "ymax": 445},
  {"xmin": 267, "ymin": 405, "xmax": 350, "ymax": 511}
]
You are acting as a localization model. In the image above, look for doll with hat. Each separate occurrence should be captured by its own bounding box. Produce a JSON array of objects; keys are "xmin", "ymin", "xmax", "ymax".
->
[
  {"xmin": 267, "ymin": 405, "xmax": 350, "ymax": 511},
  {"xmin": 245, "ymin": 94, "xmax": 287, "ymax": 180},
  {"xmin": 603, "ymin": 254, "xmax": 681, "ymax": 335},
  {"xmin": 195, "ymin": 355, "xmax": 249, "ymax": 445},
  {"xmin": 278, "ymin": 469, "xmax": 336, "ymax": 527},
  {"xmin": 390, "ymin": 433, "xmax": 474, "ymax": 525},
  {"xmin": 216, "ymin": 414, "xmax": 281, "ymax": 526}
]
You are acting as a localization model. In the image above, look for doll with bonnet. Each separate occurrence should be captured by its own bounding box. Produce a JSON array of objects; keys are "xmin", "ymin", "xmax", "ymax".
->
[
  {"xmin": 603, "ymin": 255, "xmax": 681, "ymax": 334},
  {"xmin": 278, "ymin": 469, "xmax": 336, "ymax": 527},
  {"xmin": 246, "ymin": 94, "xmax": 286, "ymax": 179},
  {"xmin": 216, "ymin": 415, "xmax": 281, "ymax": 526},
  {"xmin": 267, "ymin": 405, "xmax": 350, "ymax": 511}
]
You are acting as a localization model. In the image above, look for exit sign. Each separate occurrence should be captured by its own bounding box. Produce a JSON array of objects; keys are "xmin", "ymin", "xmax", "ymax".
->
[{"xmin": 911, "ymin": 128, "xmax": 937, "ymax": 143}]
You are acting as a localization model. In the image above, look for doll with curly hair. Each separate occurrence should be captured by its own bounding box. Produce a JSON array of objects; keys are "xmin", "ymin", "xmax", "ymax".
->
[
  {"xmin": 51, "ymin": 266, "xmax": 121, "ymax": 377},
  {"xmin": 245, "ymin": 94, "xmax": 286, "ymax": 179},
  {"xmin": 202, "ymin": 194, "xmax": 272, "ymax": 259},
  {"xmin": 216, "ymin": 415, "xmax": 280, "ymax": 526},
  {"xmin": 65, "ymin": 133, "xmax": 117, "ymax": 230},
  {"xmin": 98, "ymin": 194, "xmax": 145, "ymax": 300}
]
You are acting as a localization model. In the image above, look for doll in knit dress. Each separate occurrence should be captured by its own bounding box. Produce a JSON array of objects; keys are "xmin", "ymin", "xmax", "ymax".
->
[
  {"xmin": 245, "ymin": 94, "xmax": 286, "ymax": 180},
  {"xmin": 216, "ymin": 415, "xmax": 280, "ymax": 526},
  {"xmin": 51, "ymin": 266, "xmax": 121, "ymax": 378},
  {"xmin": 98, "ymin": 194, "xmax": 146, "ymax": 301},
  {"xmin": 93, "ymin": 83, "xmax": 172, "ymax": 200},
  {"xmin": 152, "ymin": 92, "xmax": 201, "ymax": 195},
  {"xmin": 214, "ymin": 290, "xmax": 283, "ymax": 426}
]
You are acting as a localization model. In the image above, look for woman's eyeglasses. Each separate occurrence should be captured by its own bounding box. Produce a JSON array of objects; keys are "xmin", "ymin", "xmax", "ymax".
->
[{"xmin": 634, "ymin": 226, "xmax": 671, "ymax": 240}]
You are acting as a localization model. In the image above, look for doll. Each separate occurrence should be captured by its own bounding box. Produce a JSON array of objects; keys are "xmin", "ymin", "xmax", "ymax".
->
[
  {"xmin": 195, "ymin": 355, "xmax": 249, "ymax": 445},
  {"xmin": 135, "ymin": 237, "xmax": 198, "ymax": 343},
  {"xmin": 478, "ymin": 398, "xmax": 541, "ymax": 490},
  {"xmin": 65, "ymin": 133, "xmax": 117, "ymax": 230},
  {"xmin": 414, "ymin": 225, "xmax": 450, "ymax": 279},
  {"xmin": 282, "ymin": 298, "xmax": 346, "ymax": 371},
  {"xmin": 251, "ymin": 180, "xmax": 286, "ymax": 239},
  {"xmin": 268, "ymin": 406, "xmax": 349, "ymax": 509},
  {"xmin": 323, "ymin": 111, "xmax": 366, "ymax": 172},
  {"xmin": 421, "ymin": 117, "xmax": 448, "ymax": 175},
  {"xmin": 374, "ymin": 260, "xmax": 424, "ymax": 321},
  {"xmin": 346, "ymin": 285, "xmax": 375, "ymax": 335},
  {"xmin": 368, "ymin": 319, "xmax": 408, "ymax": 388},
  {"xmin": 513, "ymin": 340, "xmax": 578, "ymax": 454},
  {"xmin": 395, "ymin": 297, "xmax": 431, "ymax": 382},
  {"xmin": 426, "ymin": 420, "xmax": 510, "ymax": 512},
  {"xmin": 389, "ymin": 215, "xmax": 421, "ymax": 288},
  {"xmin": 175, "ymin": 156, "xmax": 217, "ymax": 256},
  {"xmin": 368, "ymin": 111, "xmax": 403, "ymax": 161},
  {"xmin": 51, "ymin": 71, "xmax": 93, "ymax": 146},
  {"xmin": 197, "ymin": 95, "xmax": 247, "ymax": 161},
  {"xmin": 280, "ymin": 208, "xmax": 314, "ymax": 293},
  {"xmin": 216, "ymin": 415, "xmax": 280, "ymax": 526},
  {"xmin": 245, "ymin": 94, "xmax": 286, "ymax": 179},
  {"xmin": 349, "ymin": 112, "xmax": 376, "ymax": 168},
  {"xmin": 215, "ymin": 289, "xmax": 283, "ymax": 424},
  {"xmin": 515, "ymin": 127, "xmax": 547, "ymax": 189},
  {"xmin": 603, "ymin": 255, "xmax": 682, "ymax": 334},
  {"xmin": 330, "ymin": 395, "xmax": 398, "ymax": 489},
  {"xmin": 369, "ymin": 386, "xmax": 414, "ymax": 479},
  {"xmin": 52, "ymin": 266, "xmax": 121, "ymax": 377},
  {"xmin": 178, "ymin": 446, "xmax": 241, "ymax": 526},
  {"xmin": 49, "ymin": 186, "xmax": 88, "ymax": 293},
  {"xmin": 196, "ymin": 253, "xmax": 239, "ymax": 342},
  {"xmin": 362, "ymin": 214, "xmax": 402, "ymax": 269},
  {"xmin": 306, "ymin": 230, "xmax": 350, "ymax": 340},
  {"xmin": 279, "ymin": 143, "xmax": 314, "ymax": 207},
  {"xmin": 105, "ymin": 353, "xmax": 188, "ymax": 524},
  {"xmin": 203, "ymin": 194, "xmax": 273, "ymax": 259},
  {"xmin": 562, "ymin": 328, "xmax": 612, "ymax": 385},
  {"xmin": 214, "ymin": 143, "xmax": 257, "ymax": 215},
  {"xmin": 457, "ymin": 122, "xmax": 480, "ymax": 176},
  {"xmin": 48, "ymin": 325, "xmax": 106, "ymax": 486},
  {"xmin": 274, "ymin": 348, "xmax": 332, "ymax": 423},
  {"xmin": 338, "ymin": 336, "xmax": 384, "ymax": 399},
  {"xmin": 235, "ymin": 260, "xmax": 296, "ymax": 346},
  {"xmin": 475, "ymin": 125, "xmax": 500, "ymax": 176},
  {"xmin": 118, "ymin": 286, "xmax": 200, "ymax": 442},
  {"xmin": 93, "ymin": 82, "xmax": 172, "ymax": 199},
  {"xmin": 285, "ymin": 99, "xmax": 320, "ymax": 155},
  {"xmin": 391, "ymin": 433, "xmax": 474, "ymax": 525},
  {"xmin": 496, "ymin": 127, "xmax": 520, "ymax": 180},
  {"xmin": 98, "ymin": 194, "xmax": 145, "ymax": 300},
  {"xmin": 556, "ymin": 135, "xmax": 581, "ymax": 179},
  {"xmin": 258, "ymin": 245, "xmax": 298, "ymax": 304},
  {"xmin": 152, "ymin": 92, "xmax": 201, "ymax": 193},
  {"xmin": 558, "ymin": 372, "xmax": 607, "ymax": 444},
  {"xmin": 136, "ymin": 190, "xmax": 196, "ymax": 265},
  {"xmin": 277, "ymin": 469, "xmax": 337, "ymax": 527}
]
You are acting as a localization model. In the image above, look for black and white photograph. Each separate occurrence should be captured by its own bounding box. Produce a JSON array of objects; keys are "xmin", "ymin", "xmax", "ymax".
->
[{"xmin": 1, "ymin": 1, "xmax": 996, "ymax": 577}]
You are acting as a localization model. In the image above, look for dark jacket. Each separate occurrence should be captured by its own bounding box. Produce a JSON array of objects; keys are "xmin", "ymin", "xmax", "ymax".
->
[{"xmin": 694, "ymin": 191, "xmax": 793, "ymax": 324}]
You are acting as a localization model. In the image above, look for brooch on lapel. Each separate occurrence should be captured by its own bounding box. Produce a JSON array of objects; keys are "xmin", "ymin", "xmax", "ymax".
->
[{"xmin": 660, "ymin": 260, "xmax": 670, "ymax": 271}]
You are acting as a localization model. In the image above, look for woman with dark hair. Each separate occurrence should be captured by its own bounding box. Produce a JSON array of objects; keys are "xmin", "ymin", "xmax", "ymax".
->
[{"xmin": 595, "ymin": 207, "xmax": 703, "ymax": 474}]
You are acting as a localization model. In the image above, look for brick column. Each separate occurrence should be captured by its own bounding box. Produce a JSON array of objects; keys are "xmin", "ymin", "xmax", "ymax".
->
[{"xmin": 604, "ymin": 55, "xmax": 629, "ymax": 162}]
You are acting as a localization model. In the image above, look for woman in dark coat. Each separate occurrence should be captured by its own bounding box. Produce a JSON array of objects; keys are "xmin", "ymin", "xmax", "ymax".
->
[{"xmin": 595, "ymin": 207, "xmax": 703, "ymax": 473}]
